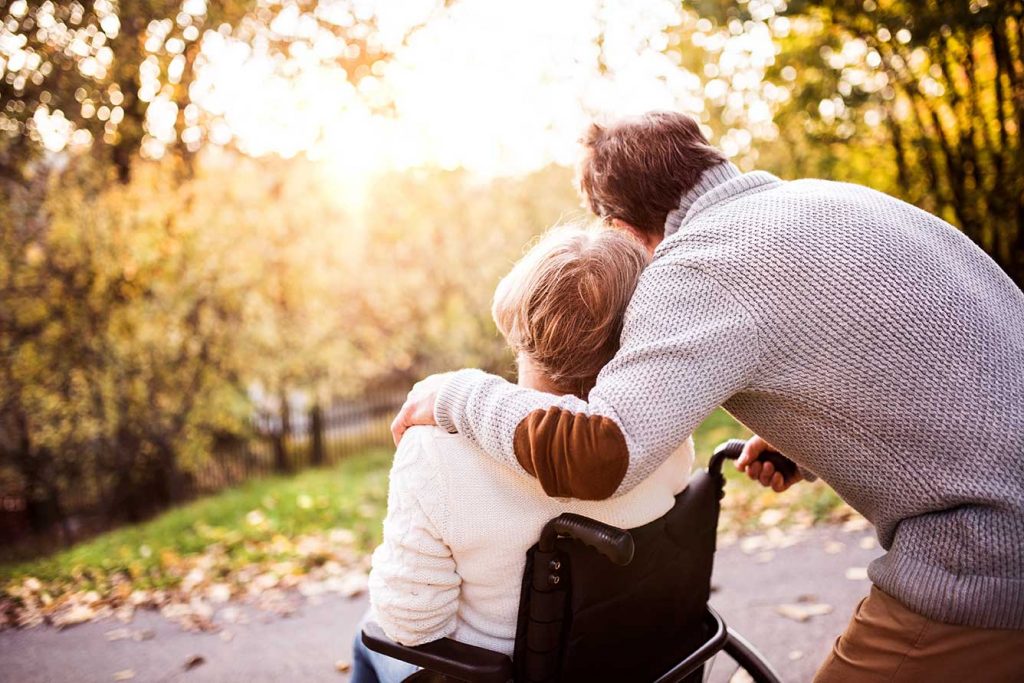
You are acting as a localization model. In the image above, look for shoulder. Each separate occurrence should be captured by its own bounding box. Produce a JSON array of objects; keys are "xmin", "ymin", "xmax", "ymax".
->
[
  {"xmin": 394, "ymin": 426, "xmax": 481, "ymax": 474},
  {"xmin": 625, "ymin": 258, "xmax": 756, "ymax": 317},
  {"xmin": 390, "ymin": 426, "xmax": 496, "ymax": 497},
  {"xmin": 393, "ymin": 425, "xmax": 446, "ymax": 465},
  {"xmin": 389, "ymin": 427, "xmax": 454, "ymax": 521}
]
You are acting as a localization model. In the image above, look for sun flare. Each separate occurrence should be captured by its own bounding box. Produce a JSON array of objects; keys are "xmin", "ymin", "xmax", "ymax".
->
[{"xmin": 184, "ymin": 0, "xmax": 775, "ymax": 183}]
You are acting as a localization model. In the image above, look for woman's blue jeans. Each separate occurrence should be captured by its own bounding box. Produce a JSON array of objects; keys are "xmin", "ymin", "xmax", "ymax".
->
[{"xmin": 351, "ymin": 629, "xmax": 420, "ymax": 683}]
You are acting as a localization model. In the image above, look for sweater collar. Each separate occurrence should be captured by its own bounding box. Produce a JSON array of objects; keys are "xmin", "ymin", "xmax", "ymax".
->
[{"xmin": 663, "ymin": 162, "xmax": 781, "ymax": 236}]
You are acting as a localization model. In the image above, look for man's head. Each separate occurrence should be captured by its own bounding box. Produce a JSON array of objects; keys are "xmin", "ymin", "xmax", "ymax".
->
[
  {"xmin": 576, "ymin": 111, "xmax": 727, "ymax": 247},
  {"xmin": 492, "ymin": 224, "xmax": 649, "ymax": 399}
]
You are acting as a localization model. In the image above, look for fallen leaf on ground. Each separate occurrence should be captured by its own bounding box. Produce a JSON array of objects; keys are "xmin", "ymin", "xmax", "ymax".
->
[
  {"xmin": 776, "ymin": 602, "xmax": 833, "ymax": 622},
  {"xmin": 859, "ymin": 536, "xmax": 877, "ymax": 550},
  {"xmin": 105, "ymin": 627, "xmax": 131, "ymax": 641},
  {"xmin": 335, "ymin": 570, "xmax": 368, "ymax": 598},
  {"xmin": 133, "ymin": 628, "xmax": 155, "ymax": 642},
  {"xmin": 788, "ymin": 650, "xmax": 804, "ymax": 660},
  {"xmin": 845, "ymin": 567, "xmax": 869, "ymax": 580},
  {"xmin": 219, "ymin": 606, "xmax": 243, "ymax": 624},
  {"xmin": 1, "ymin": 525, "xmax": 375, "ymax": 633},
  {"xmin": 184, "ymin": 655, "xmax": 206, "ymax": 671},
  {"xmin": 729, "ymin": 669, "xmax": 754, "ymax": 683},
  {"xmin": 53, "ymin": 603, "xmax": 100, "ymax": 629},
  {"xmin": 329, "ymin": 528, "xmax": 356, "ymax": 545},
  {"xmin": 113, "ymin": 670, "xmax": 135, "ymax": 681},
  {"xmin": 759, "ymin": 509, "xmax": 785, "ymax": 526},
  {"xmin": 207, "ymin": 583, "xmax": 232, "ymax": 604},
  {"xmin": 245, "ymin": 510, "xmax": 266, "ymax": 526},
  {"xmin": 823, "ymin": 541, "xmax": 845, "ymax": 554},
  {"xmin": 335, "ymin": 659, "xmax": 351, "ymax": 673},
  {"xmin": 842, "ymin": 516, "xmax": 870, "ymax": 532},
  {"xmin": 739, "ymin": 535, "xmax": 766, "ymax": 554}
]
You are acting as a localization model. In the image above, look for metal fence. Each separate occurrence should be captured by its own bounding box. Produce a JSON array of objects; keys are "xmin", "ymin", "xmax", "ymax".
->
[{"xmin": 189, "ymin": 390, "xmax": 405, "ymax": 494}]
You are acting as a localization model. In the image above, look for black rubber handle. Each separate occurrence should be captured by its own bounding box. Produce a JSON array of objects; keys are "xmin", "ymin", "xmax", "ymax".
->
[
  {"xmin": 710, "ymin": 438, "xmax": 798, "ymax": 481},
  {"xmin": 539, "ymin": 513, "xmax": 635, "ymax": 566}
]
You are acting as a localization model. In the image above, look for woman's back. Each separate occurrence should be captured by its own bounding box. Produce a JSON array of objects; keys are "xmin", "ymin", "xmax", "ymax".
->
[{"xmin": 368, "ymin": 426, "xmax": 693, "ymax": 656}]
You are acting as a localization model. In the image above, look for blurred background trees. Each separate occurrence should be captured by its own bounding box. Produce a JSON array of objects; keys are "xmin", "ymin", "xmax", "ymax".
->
[
  {"xmin": 784, "ymin": 1, "xmax": 1024, "ymax": 282},
  {"xmin": 2, "ymin": 0, "xmax": 1022, "ymax": 545},
  {"xmin": 0, "ymin": 0, "xmax": 431, "ymax": 181},
  {"xmin": 686, "ymin": 0, "xmax": 1023, "ymax": 281}
]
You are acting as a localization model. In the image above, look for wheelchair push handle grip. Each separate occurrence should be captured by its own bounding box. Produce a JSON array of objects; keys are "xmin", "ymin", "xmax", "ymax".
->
[
  {"xmin": 539, "ymin": 513, "xmax": 635, "ymax": 566},
  {"xmin": 710, "ymin": 438, "xmax": 799, "ymax": 481}
]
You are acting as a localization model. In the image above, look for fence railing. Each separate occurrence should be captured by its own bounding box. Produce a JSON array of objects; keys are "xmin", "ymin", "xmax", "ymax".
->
[{"xmin": 191, "ymin": 390, "xmax": 405, "ymax": 494}]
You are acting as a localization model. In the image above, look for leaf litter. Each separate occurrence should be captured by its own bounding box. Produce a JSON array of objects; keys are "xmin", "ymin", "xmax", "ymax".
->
[
  {"xmin": 1, "ymin": 527, "xmax": 370, "ymax": 632},
  {"xmin": 1, "ymin": 478, "xmax": 868, "ymax": 634}
]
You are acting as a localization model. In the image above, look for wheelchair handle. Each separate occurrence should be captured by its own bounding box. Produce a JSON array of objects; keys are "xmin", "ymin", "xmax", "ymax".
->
[
  {"xmin": 709, "ymin": 438, "xmax": 798, "ymax": 481},
  {"xmin": 539, "ymin": 513, "xmax": 635, "ymax": 566}
]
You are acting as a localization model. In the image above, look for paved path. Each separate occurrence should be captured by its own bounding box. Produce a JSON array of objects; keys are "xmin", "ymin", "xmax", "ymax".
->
[{"xmin": 0, "ymin": 524, "xmax": 882, "ymax": 683}]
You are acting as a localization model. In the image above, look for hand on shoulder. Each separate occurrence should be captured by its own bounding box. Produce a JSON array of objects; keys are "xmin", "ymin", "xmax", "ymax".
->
[{"xmin": 390, "ymin": 372, "xmax": 455, "ymax": 445}]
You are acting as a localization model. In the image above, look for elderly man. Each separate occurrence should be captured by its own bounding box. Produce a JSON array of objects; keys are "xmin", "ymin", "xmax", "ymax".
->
[{"xmin": 391, "ymin": 111, "xmax": 1024, "ymax": 681}]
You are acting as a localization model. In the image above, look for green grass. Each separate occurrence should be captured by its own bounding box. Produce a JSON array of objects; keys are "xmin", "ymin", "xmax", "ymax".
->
[
  {"xmin": 692, "ymin": 408, "xmax": 751, "ymax": 466},
  {"xmin": 1, "ymin": 448, "xmax": 392, "ymax": 591}
]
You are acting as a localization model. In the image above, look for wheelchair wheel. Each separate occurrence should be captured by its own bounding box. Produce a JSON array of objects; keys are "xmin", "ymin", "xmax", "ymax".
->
[{"xmin": 708, "ymin": 629, "xmax": 783, "ymax": 683}]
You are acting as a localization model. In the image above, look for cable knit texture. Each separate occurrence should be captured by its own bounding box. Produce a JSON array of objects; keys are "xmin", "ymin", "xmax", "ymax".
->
[
  {"xmin": 368, "ymin": 426, "xmax": 692, "ymax": 653},
  {"xmin": 435, "ymin": 163, "xmax": 1024, "ymax": 629}
]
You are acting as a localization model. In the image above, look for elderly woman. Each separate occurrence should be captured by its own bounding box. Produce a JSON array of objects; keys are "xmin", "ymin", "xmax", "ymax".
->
[{"xmin": 351, "ymin": 224, "xmax": 695, "ymax": 683}]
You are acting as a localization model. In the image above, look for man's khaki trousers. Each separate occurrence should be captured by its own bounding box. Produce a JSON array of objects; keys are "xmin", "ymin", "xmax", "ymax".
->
[{"xmin": 814, "ymin": 586, "xmax": 1024, "ymax": 682}]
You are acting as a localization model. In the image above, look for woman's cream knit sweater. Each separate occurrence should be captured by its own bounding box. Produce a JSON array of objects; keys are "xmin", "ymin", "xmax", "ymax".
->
[{"xmin": 367, "ymin": 426, "xmax": 693, "ymax": 656}]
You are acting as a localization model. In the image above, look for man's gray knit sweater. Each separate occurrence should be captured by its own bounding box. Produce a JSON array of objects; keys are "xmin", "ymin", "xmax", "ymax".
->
[{"xmin": 434, "ymin": 162, "xmax": 1024, "ymax": 630}]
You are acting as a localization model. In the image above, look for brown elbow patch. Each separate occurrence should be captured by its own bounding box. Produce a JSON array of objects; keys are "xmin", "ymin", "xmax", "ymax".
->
[{"xmin": 513, "ymin": 407, "xmax": 629, "ymax": 500}]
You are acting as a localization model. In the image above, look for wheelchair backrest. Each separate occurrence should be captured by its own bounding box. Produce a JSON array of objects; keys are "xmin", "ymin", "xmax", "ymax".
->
[{"xmin": 512, "ymin": 468, "xmax": 723, "ymax": 682}]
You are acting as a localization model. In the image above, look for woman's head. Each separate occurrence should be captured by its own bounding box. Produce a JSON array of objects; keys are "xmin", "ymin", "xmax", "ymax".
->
[{"xmin": 492, "ymin": 224, "xmax": 650, "ymax": 399}]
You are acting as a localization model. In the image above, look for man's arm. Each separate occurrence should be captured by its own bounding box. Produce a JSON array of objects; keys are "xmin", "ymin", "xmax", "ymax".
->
[
  {"xmin": 368, "ymin": 429, "xmax": 460, "ymax": 646},
  {"xmin": 396, "ymin": 264, "xmax": 761, "ymax": 499}
]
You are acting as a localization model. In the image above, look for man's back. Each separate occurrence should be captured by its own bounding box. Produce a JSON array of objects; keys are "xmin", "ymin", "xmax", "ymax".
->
[{"xmin": 658, "ymin": 173, "xmax": 1024, "ymax": 626}]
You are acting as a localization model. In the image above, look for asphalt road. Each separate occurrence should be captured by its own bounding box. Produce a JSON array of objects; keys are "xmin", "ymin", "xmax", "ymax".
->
[{"xmin": 0, "ymin": 523, "xmax": 883, "ymax": 683}]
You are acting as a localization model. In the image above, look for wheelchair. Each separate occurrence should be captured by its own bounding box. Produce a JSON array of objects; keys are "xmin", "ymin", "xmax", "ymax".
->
[{"xmin": 362, "ymin": 439, "xmax": 787, "ymax": 682}]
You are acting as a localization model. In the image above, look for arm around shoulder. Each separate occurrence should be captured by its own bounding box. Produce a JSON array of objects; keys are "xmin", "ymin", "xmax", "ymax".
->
[{"xmin": 432, "ymin": 265, "xmax": 760, "ymax": 502}]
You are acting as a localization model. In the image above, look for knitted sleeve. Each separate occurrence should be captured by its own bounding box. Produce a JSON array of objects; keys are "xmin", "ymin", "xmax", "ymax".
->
[
  {"xmin": 435, "ymin": 264, "xmax": 760, "ymax": 498},
  {"xmin": 368, "ymin": 428, "xmax": 461, "ymax": 646}
]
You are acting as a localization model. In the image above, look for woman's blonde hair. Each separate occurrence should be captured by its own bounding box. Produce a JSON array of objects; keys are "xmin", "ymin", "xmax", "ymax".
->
[{"xmin": 492, "ymin": 223, "xmax": 650, "ymax": 398}]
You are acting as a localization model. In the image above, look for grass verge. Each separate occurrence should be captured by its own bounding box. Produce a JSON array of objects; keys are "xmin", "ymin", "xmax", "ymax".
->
[{"xmin": 2, "ymin": 448, "xmax": 390, "ymax": 592}]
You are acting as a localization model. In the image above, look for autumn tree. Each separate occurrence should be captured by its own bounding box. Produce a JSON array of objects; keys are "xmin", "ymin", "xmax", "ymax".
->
[
  {"xmin": 691, "ymin": 0, "xmax": 1024, "ymax": 285},
  {"xmin": 0, "ymin": 0, "xmax": 440, "ymax": 181},
  {"xmin": 0, "ymin": 0, "xmax": 456, "ymax": 538}
]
